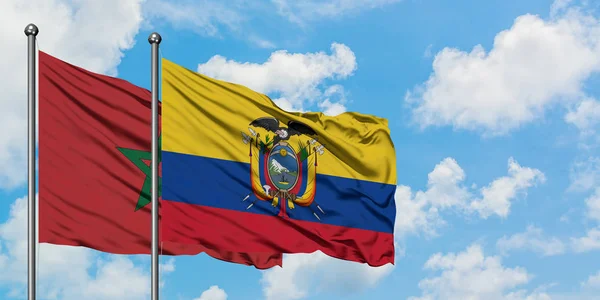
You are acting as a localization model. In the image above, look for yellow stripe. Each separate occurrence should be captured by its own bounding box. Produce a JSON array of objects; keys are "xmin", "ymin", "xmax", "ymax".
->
[{"xmin": 161, "ymin": 58, "xmax": 396, "ymax": 185}]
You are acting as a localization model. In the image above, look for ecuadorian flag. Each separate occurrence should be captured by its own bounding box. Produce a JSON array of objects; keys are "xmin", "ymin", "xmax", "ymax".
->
[{"xmin": 160, "ymin": 58, "xmax": 397, "ymax": 266}]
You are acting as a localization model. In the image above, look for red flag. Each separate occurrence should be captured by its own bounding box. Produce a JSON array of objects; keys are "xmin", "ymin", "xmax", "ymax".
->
[{"xmin": 38, "ymin": 51, "xmax": 282, "ymax": 269}]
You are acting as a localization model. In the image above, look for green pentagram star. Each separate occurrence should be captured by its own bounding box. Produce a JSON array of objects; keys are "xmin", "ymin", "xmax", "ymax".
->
[{"xmin": 117, "ymin": 134, "xmax": 162, "ymax": 211}]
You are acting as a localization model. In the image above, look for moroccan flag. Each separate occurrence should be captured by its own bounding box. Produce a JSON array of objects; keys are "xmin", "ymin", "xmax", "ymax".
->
[
  {"xmin": 38, "ymin": 51, "xmax": 282, "ymax": 269},
  {"xmin": 160, "ymin": 58, "xmax": 397, "ymax": 266}
]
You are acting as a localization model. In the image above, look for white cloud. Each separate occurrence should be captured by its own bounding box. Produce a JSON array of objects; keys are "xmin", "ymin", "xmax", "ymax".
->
[
  {"xmin": 424, "ymin": 44, "xmax": 434, "ymax": 58},
  {"xmin": 406, "ymin": 4, "xmax": 600, "ymax": 135},
  {"xmin": 260, "ymin": 251, "xmax": 394, "ymax": 300},
  {"xmin": 496, "ymin": 225, "xmax": 566, "ymax": 256},
  {"xmin": 317, "ymin": 85, "xmax": 348, "ymax": 116},
  {"xmin": 248, "ymin": 36, "xmax": 278, "ymax": 49},
  {"xmin": 585, "ymin": 188, "xmax": 600, "ymax": 222},
  {"xmin": 144, "ymin": 0, "xmax": 399, "ymax": 46},
  {"xmin": 569, "ymin": 157, "xmax": 600, "ymax": 192},
  {"xmin": 571, "ymin": 228, "xmax": 600, "ymax": 253},
  {"xmin": 565, "ymin": 97, "xmax": 600, "ymax": 149},
  {"xmin": 565, "ymin": 98, "xmax": 600, "ymax": 138},
  {"xmin": 394, "ymin": 185, "xmax": 445, "ymax": 238},
  {"xmin": 318, "ymin": 99, "xmax": 347, "ymax": 116},
  {"xmin": 144, "ymin": 0, "xmax": 400, "ymax": 48},
  {"xmin": 560, "ymin": 208, "xmax": 576, "ymax": 223},
  {"xmin": 409, "ymin": 244, "xmax": 547, "ymax": 300},
  {"xmin": 581, "ymin": 270, "xmax": 600, "ymax": 289},
  {"xmin": 504, "ymin": 290, "xmax": 553, "ymax": 300},
  {"xmin": 469, "ymin": 158, "xmax": 546, "ymax": 219},
  {"xmin": 272, "ymin": 0, "xmax": 402, "ymax": 25},
  {"xmin": 160, "ymin": 257, "xmax": 176, "ymax": 273},
  {"xmin": 570, "ymin": 186, "xmax": 600, "ymax": 253},
  {"xmin": 0, "ymin": 0, "xmax": 145, "ymax": 189},
  {"xmin": 550, "ymin": 0, "xmax": 575, "ymax": 17},
  {"xmin": 394, "ymin": 158, "xmax": 468, "ymax": 238},
  {"xmin": 78, "ymin": 257, "xmax": 150, "ymax": 300},
  {"xmin": 194, "ymin": 285, "xmax": 228, "ymax": 300},
  {"xmin": 143, "ymin": 0, "xmax": 244, "ymax": 37},
  {"xmin": 143, "ymin": 0, "xmax": 277, "ymax": 49},
  {"xmin": 395, "ymin": 157, "xmax": 545, "ymax": 238},
  {"xmin": 197, "ymin": 43, "xmax": 357, "ymax": 112},
  {"xmin": 0, "ymin": 195, "xmax": 174, "ymax": 299},
  {"xmin": 421, "ymin": 157, "xmax": 471, "ymax": 209}
]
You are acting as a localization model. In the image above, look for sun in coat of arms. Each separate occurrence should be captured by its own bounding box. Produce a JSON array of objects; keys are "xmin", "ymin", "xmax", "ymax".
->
[{"xmin": 240, "ymin": 117, "xmax": 326, "ymax": 220}]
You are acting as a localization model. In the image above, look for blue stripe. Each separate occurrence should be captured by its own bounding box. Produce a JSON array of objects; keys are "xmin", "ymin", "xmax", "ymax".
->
[{"xmin": 162, "ymin": 151, "xmax": 396, "ymax": 233}]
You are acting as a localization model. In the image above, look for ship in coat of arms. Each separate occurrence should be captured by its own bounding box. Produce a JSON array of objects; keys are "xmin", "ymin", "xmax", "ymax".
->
[{"xmin": 240, "ymin": 117, "xmax": 326, "ymax": 220}]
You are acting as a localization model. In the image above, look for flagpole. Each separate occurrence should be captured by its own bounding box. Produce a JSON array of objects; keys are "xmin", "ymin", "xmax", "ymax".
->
[
  {"xmin": 148, "ymin": 32, "xmax": 162, "ymax": 300},
  {"xmin": 24, "ymin": 23, "xmax": 39, "ymax": 300}
]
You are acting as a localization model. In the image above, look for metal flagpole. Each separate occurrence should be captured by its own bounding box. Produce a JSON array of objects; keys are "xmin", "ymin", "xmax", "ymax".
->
[
  {"xmin": 24, "ymin": 23, "xmax": 39, "ymax": 300},
  {"xmin": 148, "ymin": 32, "xmax": 162, "ymax": 300}
]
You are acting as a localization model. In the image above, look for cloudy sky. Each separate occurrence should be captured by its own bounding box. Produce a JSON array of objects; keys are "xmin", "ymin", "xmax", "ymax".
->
[{"xmin": 1, "ymin": 0, "xmax": 600, "ymax": 299}]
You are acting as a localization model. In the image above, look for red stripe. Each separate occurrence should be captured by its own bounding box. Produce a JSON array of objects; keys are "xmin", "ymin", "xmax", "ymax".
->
[{"xmin": 162, "ymin": 200, "xmax": 395, "ymax": 267}]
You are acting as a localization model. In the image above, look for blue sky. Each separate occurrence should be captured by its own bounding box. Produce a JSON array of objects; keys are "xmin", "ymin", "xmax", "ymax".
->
[{"xmin": 1, "ymin": 0, "xmax": 600, "ymax": 299}]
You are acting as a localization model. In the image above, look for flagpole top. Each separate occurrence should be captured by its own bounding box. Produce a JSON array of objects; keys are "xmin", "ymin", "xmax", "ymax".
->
[
  {"xmin": 24, "ymin": 24, "xmax": 39, "ymax": 36},
  {"xmin": 148, "ymin": 32, "xmax": 162, "ymax": 44}
]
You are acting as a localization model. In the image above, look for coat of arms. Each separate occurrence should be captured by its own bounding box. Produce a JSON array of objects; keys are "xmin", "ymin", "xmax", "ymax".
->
[{"xmin": 241, "ymin": 117, "xmax": 326, "ymax": 220}]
